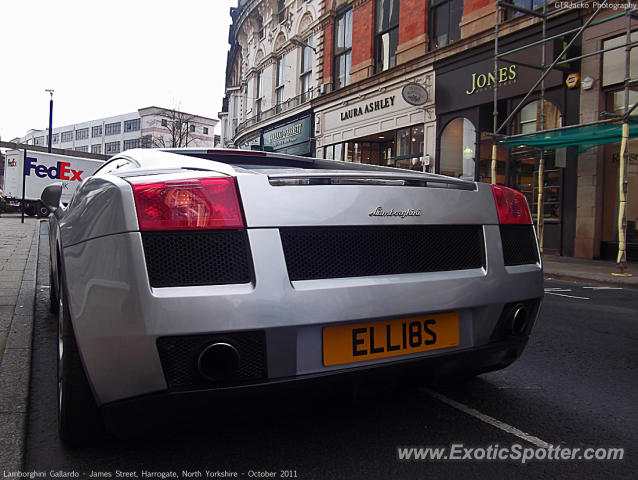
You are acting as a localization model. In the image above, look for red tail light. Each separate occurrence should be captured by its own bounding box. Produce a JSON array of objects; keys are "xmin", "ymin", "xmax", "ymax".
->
[
  {"xmin": 491, "ymin": 184, "xmax": 532, "ymax": 225},
  {"xmin": 128, "ymin": 177, "xmax": 244, "ymax": 230}
]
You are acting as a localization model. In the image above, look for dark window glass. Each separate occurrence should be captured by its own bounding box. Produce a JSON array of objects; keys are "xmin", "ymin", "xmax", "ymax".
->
[
  {"xmin": 105, "ymin": 141, "xmax": 121, "ymax": 154},
  {"xmin": 92, "ymin": 125, "xmax": 102, "ymax": 137},
  {"xmin": 76, "ymin": 128, "xmax": 89, "ymax": 140},
  {"xmin": 430, "ymin": 0, "xmax": 462, "ymax": 49},
  {"xmin": 301, "ymin": 35, "xmax": 313, "ymax": 101},
  {"xmin": 123, "ymin": 138, "xmax": 140, "ymax": 150},
  {"xmin": 334, "ymin": 9, "xmax": 353, "ymax": 89},
  {"xmin": 505, "ymin": 0, "xmax": 544, "ymax": 19},
  {"xmin": 124, "ymin": 119, "xmax": 140, "ymax": 132},
  {"xmin": 276, "ymin": 56, "xmax": 285, "ymax": 105},
  {"xmin": 376, "ymin": 0, "xmax": 399, "ymax": 72},
  {"xmin": 105, "ymin": 122, "xmax": 121, "ymax": 136}
]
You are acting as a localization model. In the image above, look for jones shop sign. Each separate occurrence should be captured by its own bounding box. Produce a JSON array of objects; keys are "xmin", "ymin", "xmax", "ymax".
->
[
  {"xmin": 436, "ymin": 59, "xmax": 562, "ymax": 114},
  {"xmin": 263, "ymin": 116, "xmax": 312, "ymax": 155}
]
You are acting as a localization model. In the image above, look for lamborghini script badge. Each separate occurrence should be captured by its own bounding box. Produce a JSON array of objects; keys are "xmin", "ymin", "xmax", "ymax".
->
[{"xmin": 369, "ymin": 207, "xmax": 422, "ymax": 218}]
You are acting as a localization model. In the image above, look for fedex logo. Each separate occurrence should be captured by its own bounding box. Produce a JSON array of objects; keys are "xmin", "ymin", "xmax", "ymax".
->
[{"xmin": 25, "ymin": 157, "xmax": 84, "ymax": 181}]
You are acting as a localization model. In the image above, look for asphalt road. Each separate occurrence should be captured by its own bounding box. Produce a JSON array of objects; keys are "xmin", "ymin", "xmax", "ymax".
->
[{"xmin": 23, "ymin": 230, "xmax": 638, "ymax": 479}]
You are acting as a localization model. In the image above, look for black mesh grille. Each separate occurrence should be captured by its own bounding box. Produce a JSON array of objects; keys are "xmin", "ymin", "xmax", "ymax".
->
[
  {"xmin": 500, "ymin": 225, "xmax": 539, "ymax": 266},
  {"xmin": 156, "ymin": 331, "xmax": 267, "ymax": 391},
  {"xmin": 280, "ymin": 225, "xmax": 485, "ymax": 281},
  {"xmin": 141, "ymin": 230, "xmax": 252, "ymax": 287}
]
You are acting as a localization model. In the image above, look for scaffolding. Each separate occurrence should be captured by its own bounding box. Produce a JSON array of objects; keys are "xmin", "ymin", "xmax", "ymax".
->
[{"xmin": 490, "ymin": 0, "xmax": 638, "ymax": 272}]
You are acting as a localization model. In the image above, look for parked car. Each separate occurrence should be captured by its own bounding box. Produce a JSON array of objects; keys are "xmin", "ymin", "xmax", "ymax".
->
[{"xmin": 42, "ymin": 148, "xmax": 543, "ymax": 444}]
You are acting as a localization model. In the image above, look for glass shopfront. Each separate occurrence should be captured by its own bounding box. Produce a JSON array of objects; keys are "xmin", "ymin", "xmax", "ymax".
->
[
  {"xmin": 510, "ymin": 100, "xmax": 563, "ymax": 225},
  {"xmin": 323, "ymin": 124, "xmax": 426, "ymax": 170},
  {"xmin": 440, "ymin": 118, "xmax": 476, "ymax": 180}
]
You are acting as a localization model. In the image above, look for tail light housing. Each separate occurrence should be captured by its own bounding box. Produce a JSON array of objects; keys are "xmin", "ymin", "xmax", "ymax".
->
[
  {"xmin": 491, "ymin": 184, "xmax": 532, "ymax": 225},
  {"xmin": 128, "ymin": 176, "xmax": 244, "ymax": 230}
]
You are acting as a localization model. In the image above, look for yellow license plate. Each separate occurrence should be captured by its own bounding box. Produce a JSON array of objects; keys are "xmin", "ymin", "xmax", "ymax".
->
[{"xmin": 323, "ymin": 312, "xmax": 460, "ymax": 366}]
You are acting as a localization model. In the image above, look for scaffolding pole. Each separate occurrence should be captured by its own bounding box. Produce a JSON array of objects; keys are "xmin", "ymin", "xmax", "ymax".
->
[
  {"xmin": 491, "ymin": 3, "xmax": 500, "ymax": 185},
  {"xmin": 537, "ymin": 0, "xmax": 547, "ymax": 254},
  {"xmin": 616, "ymin": 4, "xmax": 633, "ymax": 272}
]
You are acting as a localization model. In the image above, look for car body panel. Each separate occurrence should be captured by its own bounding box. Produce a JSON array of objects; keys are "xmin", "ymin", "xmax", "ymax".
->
[{"xmin": 48, "ymin": 148, "xmax": 543, "ymax": 407}]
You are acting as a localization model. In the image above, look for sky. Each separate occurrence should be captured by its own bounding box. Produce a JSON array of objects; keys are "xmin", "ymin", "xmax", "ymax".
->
[{"xmin": 0, "ymin": 0, "xmax": 237, "ymax": 142}]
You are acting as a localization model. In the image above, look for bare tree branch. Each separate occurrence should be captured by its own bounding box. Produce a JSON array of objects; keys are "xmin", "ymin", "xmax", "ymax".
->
[{"xmin": 150, "ymin": 107, "xmax": 198, "ymax": 148}]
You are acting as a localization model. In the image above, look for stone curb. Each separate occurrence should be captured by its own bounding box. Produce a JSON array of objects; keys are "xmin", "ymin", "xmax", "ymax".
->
[
  {"xmin": 543, "ymin": 270, "xmax": 638, "ymax": 290},
  {"xmin": 0, "ymin": 221, "xmax": 40, "ymax": 471}
]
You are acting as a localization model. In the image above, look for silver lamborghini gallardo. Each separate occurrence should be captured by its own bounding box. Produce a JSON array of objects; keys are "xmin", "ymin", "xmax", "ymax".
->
[{"xmin": 42, "ymin": 148, "xmax": 543, "ymax": 444}]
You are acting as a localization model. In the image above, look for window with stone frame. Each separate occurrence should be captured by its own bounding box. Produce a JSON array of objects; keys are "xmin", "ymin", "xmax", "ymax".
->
[
  {"xmin": 334, "ymin": 8, "xmax": 353, "ymax": 90},
  {"xmin": 375, "ymin": 0, "xmax": 399, "ymax": 73}
]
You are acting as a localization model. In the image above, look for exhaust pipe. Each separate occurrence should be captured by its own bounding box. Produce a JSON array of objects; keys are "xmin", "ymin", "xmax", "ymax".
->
[
  {"xmin": 510, "ymin": 304, "xmax": 529, "ymax": 336},
  {"xmin": 197, "ymin": 342, "xmax": 241, "ymax": 381}
]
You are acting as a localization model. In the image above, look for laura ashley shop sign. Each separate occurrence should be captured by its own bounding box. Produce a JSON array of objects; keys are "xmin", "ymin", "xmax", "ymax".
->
[{"xmin": 340, "ymin": 96, "xmax": 396, "ymax": 121}]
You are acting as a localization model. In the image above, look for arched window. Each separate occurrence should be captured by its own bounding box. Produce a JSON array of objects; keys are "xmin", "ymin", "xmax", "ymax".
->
[
  {"xmin": 514, "ymin": 99, "xmax": 561, "ymax": 134},
  {"xmin": 440, "ymin": 118, "xmax": 476, "ymax": 180}
]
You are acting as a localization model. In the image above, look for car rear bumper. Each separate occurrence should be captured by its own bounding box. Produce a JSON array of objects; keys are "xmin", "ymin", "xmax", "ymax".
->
[
  {"xmin": 61, "ymin": 227, "xmax": 543, "ymax": 405},
  {"xmin": 101, "ymin": 336, "xmax": 529, "ymax": 437}
]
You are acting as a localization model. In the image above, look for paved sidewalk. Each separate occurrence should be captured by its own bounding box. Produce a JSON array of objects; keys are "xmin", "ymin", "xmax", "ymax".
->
[
  {"xmin": 0, "ymin": 214, "xmax": 40, "ymax": 471},
  {"xmin": 543, "ymin": 254, "xmax": 638, "ymax": 289}
]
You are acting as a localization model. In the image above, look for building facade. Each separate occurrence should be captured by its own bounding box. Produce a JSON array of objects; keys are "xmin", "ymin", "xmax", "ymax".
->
[
  {"xmin": 219, "ymin": 0, "xmax": 323, "ymax": 156},
  {"xmin": 577, "ymin": 10, "xmax": 638, "ymax": 261},
  {"xmin": 18, "ymin": 106, "xmax": 219, "ymax": 155},
  {"xmin": 222, "ymin": 0, "xmax": 637, "ymax": 259}
]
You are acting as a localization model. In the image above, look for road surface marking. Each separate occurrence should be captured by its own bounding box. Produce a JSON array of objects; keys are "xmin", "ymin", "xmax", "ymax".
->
[
  {"xmin": 545, "ymin": 292, "xmax": 590, "ymax": 300},
  {"xmin": 544, "ymin": 287, "xmax": 572, "ymax": 292},
  {"xmin": 582, "ymin": 286, "xmax": 623, "ymax": 290},
  {"xmin": 422, "ymin": 388, "xmax": 552, "ymax": 448}
]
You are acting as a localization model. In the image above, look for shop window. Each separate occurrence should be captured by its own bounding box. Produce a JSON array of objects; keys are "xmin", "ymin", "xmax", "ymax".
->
[
  {"xmin": 394, "ymin": 125, "xmax": 424, "ymax": 170},
  {"xmin": 512, "ymin": 100, "xmax": 562, "ymax": 222},
  {"xmin": 334, "ymin": 9, "xmax": 353, "ymax": 90},
  {"xmin": 429, "ymin": 0, "xmax": 463, "ymax": 50},
  {"xmin": 375, "ymin": 0, "xmax": 399, "ymax": 73},
  {"xmin": 440, "ymin": 118, "xmax": 476, "ymax": 179},
  {"xmin": 602, "ymin": 90, "xmax": 638, "ymax": 256},
  {"xmin": 325, "ymin": 144, "xmax": 334, "ymax": 160},
  {"xmin": 478, "ymin": 131, "xmax": 506, "ymax": 184}
]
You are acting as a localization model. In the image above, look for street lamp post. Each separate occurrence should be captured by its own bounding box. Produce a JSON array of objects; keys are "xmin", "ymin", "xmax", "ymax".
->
[{"xmin": 45, "ymin": 89, "xmax": 54, "ymax": 153}]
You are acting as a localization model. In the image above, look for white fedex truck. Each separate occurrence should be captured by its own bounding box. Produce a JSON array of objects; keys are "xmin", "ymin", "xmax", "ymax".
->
[{"xmin": 2, "ymin": 150, "xmax": 104, "ymax": 217}]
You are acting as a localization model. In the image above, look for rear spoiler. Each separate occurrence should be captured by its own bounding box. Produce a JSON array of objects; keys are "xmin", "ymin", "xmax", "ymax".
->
[
  {"xmin": 267, "ymin": 171, "xmax": 476, "ymax": 190},
  {"xmin": 165, "ymin": 148, "xmax": 475, "ymax": 190}
]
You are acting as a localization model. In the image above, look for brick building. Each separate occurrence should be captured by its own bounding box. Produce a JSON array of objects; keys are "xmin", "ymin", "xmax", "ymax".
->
[{"xmin": 221, "ymin": 1, "xmax": 637, "ymax": 259}]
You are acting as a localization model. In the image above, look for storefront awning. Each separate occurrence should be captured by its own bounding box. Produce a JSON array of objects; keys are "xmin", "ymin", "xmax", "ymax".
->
[{"xmin": 499, "ymin": 119, "xmax": 638, "ymax": 150}]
